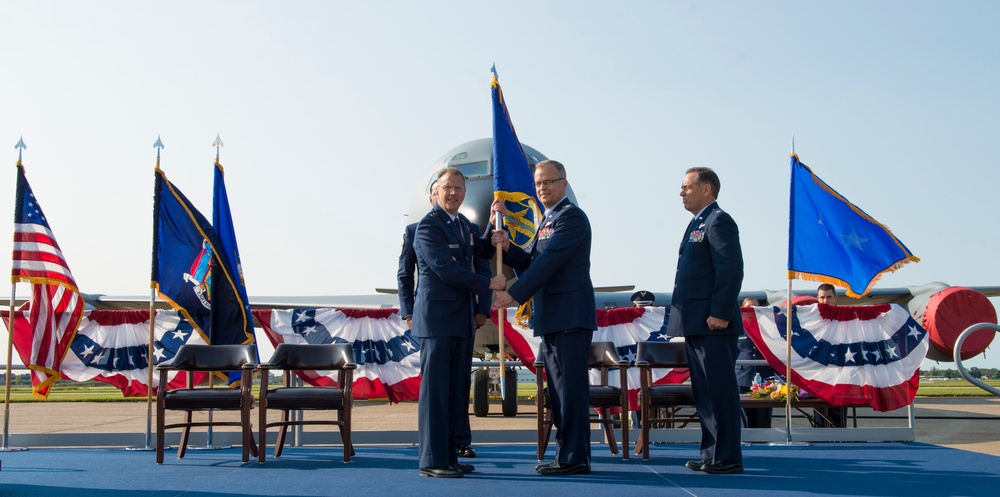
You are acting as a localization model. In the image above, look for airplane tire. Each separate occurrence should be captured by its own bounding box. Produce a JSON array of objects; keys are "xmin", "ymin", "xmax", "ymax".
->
[
  {"xmin": 472, "ymin": 368, "xmax": 489, "ymax": 418},
  {"xmin": 501, "ymin": 367, "xmax": 518, "ymax": 417}
]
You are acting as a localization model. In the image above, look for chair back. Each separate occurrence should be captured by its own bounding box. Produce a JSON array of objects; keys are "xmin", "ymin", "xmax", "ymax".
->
[
  {"xmin": 268, "ymin": 343, "xmax": 355, "ymax": 370},
  {"xmin": 170, "ymin": 344, "xmax": 256, "ymax": 371},
  {"xmin": 589, "ymin": 341, "xmax": 624, "ymax": 368},
  {"xmin": 636, "ymin": 340, "xmax": 688, "ymax": 368}
]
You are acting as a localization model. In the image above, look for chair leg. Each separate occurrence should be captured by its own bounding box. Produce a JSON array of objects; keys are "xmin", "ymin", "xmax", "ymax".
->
[
  {"xmin": 156, "ymin": 402, "xmax": 165, "ymax": 464},
  {"xmin": 601, "ymin": 410, "xmax": 619, "ymax": 455},
  {"xmin": 339, "ymin": 425, "xmax": 351, "ymax": 463},
  {"xmin": 340, "ymin": 405, "xmax": 353, "ymax": 461},
  {"xmin": 536, "ymin": 392, "xmax": 545, "ymax": 461},
  {"xmin": 241, "ymin": 403, "xmax": 252, "ymax": 463},
  {"xmin": 274, "ymin": 419, "xmax": 289, "ymax": 459},
  {"xmin": 641, "ymin": 403, "xmax": 650, "ymax": 460},
  {"xmin": 259, "ymin": 402, "xmax": 267, "ymax": 463},
  {"xmin": 621, "ymin": 412, "xmax": 630, "ymax": 461},
  {"xmin": 177, "ymin": 412, "xmax": 193, "ymax": 459}
]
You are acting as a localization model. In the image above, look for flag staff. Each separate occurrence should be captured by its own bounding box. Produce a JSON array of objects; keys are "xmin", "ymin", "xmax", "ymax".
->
[
  {"xmin": 129, "ymin": 137, "xmax": 167, "ymax": 452},
  {"xmin": 491, "ymin": 65, "xmax": 507, "ymax": 400},
  {"xmin": 2, "ymin": 137, "xmax": 29, "ymax": 452},
  {"xmin": 190, "ymin": 133, "xmax": 228, "ymax": 452},
  {"xmin": 494, "ymin": 215, "xmax": 507, "ymax": 400},
  {"xmin": 769, "ymin": 138, "xmax": 809, "ymax": 447}
]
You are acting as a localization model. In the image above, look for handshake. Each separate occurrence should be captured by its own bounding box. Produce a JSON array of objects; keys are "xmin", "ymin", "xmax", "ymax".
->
[
  {"xmin": 488, "ymin": 275, "xmax": 516, "ymax": 309},
  {"xmin": 487, "ymin": 199, "xmax": 516, "ymax": 309}
]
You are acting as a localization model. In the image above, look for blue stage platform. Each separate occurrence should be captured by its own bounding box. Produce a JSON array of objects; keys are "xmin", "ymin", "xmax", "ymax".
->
[{"xmin": 1, "ymin": 442, "xmax": 997, "ymax": 497}]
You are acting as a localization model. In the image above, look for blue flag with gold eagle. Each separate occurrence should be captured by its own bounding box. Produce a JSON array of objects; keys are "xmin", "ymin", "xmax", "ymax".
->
[
  {"xmin": 491, "ymin": 67, "xmax": 542, "ymax": 251},
  {"xmin": 491, "ymin": 66, "xmax": 542, "ymax": 326},
  {"xmin": 788, "ymin": 153, "xmax": 919, "ymax": 297}
]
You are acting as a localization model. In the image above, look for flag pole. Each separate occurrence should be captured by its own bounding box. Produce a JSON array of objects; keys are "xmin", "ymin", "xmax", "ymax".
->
[
  {"xmin": 2, "ymin": 138, "xmax": 29, "ymax": 452},
  {"xmin": 770, "ymin": 137, "xmax": 808, "ymax": 447},
  {"xmin": 767, "ymin": 282, "xmax": 808, "ymax": 447},
  {"xmin": 495, "ymin": 215, "xmax": 507, "ymax": 401},
  {"xmin": 190, "ymin": 135, "xmax": 228, "ymax": 452},
  {"xmin": 129, "ymin": 137, "xmax": 167, "ymax": 452}
]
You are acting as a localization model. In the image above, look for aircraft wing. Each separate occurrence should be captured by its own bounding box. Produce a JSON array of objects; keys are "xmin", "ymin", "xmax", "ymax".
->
[{"xmin": 80, "ymin": 293, "xmax": 400, "ymax": 311}]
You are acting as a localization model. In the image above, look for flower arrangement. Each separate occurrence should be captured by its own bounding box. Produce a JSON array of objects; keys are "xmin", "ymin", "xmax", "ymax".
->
[{"xmin": 749, "ymin": 380, "xmax": 799, "ymax": 402}]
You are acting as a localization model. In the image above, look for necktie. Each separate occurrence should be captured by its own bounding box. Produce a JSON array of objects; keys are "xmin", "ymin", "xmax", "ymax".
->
[{"xmin": 451, "ymin": 219, "xmax": 464, "ymax": 243}]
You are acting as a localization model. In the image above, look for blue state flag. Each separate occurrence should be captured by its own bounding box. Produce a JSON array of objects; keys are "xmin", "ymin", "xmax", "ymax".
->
[
  {"xmin": 787, "ymin": 154, "xmax": 919, "ymax": 297},
  {"xmin": 151, "ymin": 167, "xmax": 250, "ymax": 345},
  {"xmin": 491, "ymin": 67, "xmax": 542, "ymax": 252},
  {"xmin": 212, "ymin": 160, "xmax": 255, "ymax": 349}
]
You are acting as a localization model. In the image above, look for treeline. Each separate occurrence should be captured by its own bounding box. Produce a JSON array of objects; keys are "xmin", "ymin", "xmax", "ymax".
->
[
  {"xmin": 1, "ymin": 373, "xmax": 286, "ymax": 389},
  {"xmin": 921, "ymin": 367, "xmax": 1000, "ymax": 380}
]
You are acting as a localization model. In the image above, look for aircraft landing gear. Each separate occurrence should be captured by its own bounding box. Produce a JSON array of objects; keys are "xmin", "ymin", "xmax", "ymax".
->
[{"xmin": 472, "ymin": 366, "xmax": 518, "ymax": 417}]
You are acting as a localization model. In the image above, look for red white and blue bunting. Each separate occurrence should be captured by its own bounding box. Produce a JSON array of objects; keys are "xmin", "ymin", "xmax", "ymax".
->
[
  {"xmin": 742, "ymin": 303, "xmax": 927, "ymax": 411},
  {"xmin": 493, "ymin": 306, "xmax": 689, "ymax": 410},
  {"xmin": 253, "ymin": 308, "xmax": 420, "ymax": 403}
]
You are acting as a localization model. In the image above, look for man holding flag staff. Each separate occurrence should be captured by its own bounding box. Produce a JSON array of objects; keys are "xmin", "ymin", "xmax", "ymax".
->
[
  {"xmin": 493, "ymin": 159, "xmax": 597, "ymax": 476},
  {"xmin": 412, "ymin": 168, "xmax": 505, "ymax": 478}
]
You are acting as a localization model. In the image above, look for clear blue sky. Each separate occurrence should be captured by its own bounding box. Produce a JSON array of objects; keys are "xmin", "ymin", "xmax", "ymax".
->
[{"xmin": 2, "ymin": 2, "xmax": 998, "ymax": 370}]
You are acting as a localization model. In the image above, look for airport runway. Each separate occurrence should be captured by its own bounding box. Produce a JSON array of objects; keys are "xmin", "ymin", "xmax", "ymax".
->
[{"xmin": 3, "ymin": 396, "xmax": 999, "ymax": 456}]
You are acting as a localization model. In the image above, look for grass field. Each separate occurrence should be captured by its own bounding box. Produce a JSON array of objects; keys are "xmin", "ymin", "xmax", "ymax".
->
[{"xmin": 1, "ymin": 379, "xmax": 998, "ymax": 403}]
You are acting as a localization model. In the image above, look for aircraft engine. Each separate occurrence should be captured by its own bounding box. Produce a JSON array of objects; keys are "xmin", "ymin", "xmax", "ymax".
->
[{"xmin": 908, "ymin": 286, "xmax": 997, "ymax": 362}]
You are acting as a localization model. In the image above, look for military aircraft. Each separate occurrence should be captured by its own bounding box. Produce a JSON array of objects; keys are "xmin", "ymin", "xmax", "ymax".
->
[{"xmin": 80, "ymin": 138, "xmax": 1000, "ymax": 416}]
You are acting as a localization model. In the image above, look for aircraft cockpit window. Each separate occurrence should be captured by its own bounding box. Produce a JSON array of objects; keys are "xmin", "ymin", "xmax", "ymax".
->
[
  {"xmin": 452, "ymin": 161, "xmax": 489, "ymax": 178},
  {"xmin": 427, "ymin": 161, "xmax": 490, "ymax": 192}
]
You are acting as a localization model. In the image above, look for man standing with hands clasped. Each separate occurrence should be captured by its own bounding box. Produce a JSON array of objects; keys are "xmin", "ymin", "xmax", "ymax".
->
[
  {"xmin": 669, "ymin": 166, "xmax": 745, "ymax": 475},
  {"xmin": 492, "ymin": 159, "xmax": 596, "ymax": 476},
  {"xmin": 412, "ymin": 168, "xmax": 506, "ymax": 478}
]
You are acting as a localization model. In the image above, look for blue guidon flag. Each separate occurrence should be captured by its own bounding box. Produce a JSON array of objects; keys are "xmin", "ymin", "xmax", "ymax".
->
[
  {"xmin": 491, "ymin": 66, "xmax": 542, "ymax": 252},
  {"xmin": 788, "ymin": 153, "xmax": 919, "ymax": 297},
  {"xmin": 742, "ymin": 303, "xmax": 928, "ymax": 412}
]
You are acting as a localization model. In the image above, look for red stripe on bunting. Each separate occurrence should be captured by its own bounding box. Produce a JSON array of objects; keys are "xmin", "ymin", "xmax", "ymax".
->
[{"xmin": 596, "ymin": 306, "xmax": 646, "ymax": 327}]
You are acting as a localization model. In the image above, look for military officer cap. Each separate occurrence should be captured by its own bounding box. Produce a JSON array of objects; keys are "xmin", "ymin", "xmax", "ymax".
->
[{"xmin": 630, "ymin": 290, "xmax": 655, "ymax": 307}]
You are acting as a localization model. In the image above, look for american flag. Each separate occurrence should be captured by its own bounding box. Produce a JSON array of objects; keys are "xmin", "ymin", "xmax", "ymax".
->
[{"xmin": 10, "ymin": 163, "xmax": 84, "ymax": 399}]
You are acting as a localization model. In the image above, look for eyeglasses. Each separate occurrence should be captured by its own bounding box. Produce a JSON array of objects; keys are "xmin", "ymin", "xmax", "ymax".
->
[
  {"xmin": 533, "ymin": 178, "xmax": 565, "ymax": 189},
  {"xmin": 440, "ymin": 185, "xmax": 465, "ymax": 193}
]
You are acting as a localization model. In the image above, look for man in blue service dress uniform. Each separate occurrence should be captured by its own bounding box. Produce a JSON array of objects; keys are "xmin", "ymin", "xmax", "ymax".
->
[
  {"xmin": 398, "ymin": 184, "xmax": 481, "ymax": 459},
  {"xmin": 493, "ymin": 159, "xmax": 597, "ymax": 476},
  {"xmin": 669, "ymin": 166, "xmax": 745, "ymax": 475},
  {"xmin": 412, "ymin": 168, "xmax": 505, "ymax": 478}
]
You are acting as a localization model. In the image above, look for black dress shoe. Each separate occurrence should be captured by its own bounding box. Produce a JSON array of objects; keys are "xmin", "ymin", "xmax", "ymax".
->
[
  {"xmin": 684, "ymin": 460, "xmax": 705, "ymax": 471},
  {"xmin": 534, "ymin": 461, "xmax": 557, "ymax": 472},
  {"xmin": 538, "ymin": 462, "xmax": 590, "ymax": 476},
  {"xmin": 419, "ymin": 466, "xmax": 464, "ymax": 478},
  {"xmin": 702, "ymin": 463, "xmax": 743, "ymax": 475},
  {"xmin": 451, "ymin": 463, "xmax": 475, "ymax": 474},
  {"xmin": 457, "ymin": 444, "xmax": 476, "ymax": 458}
]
